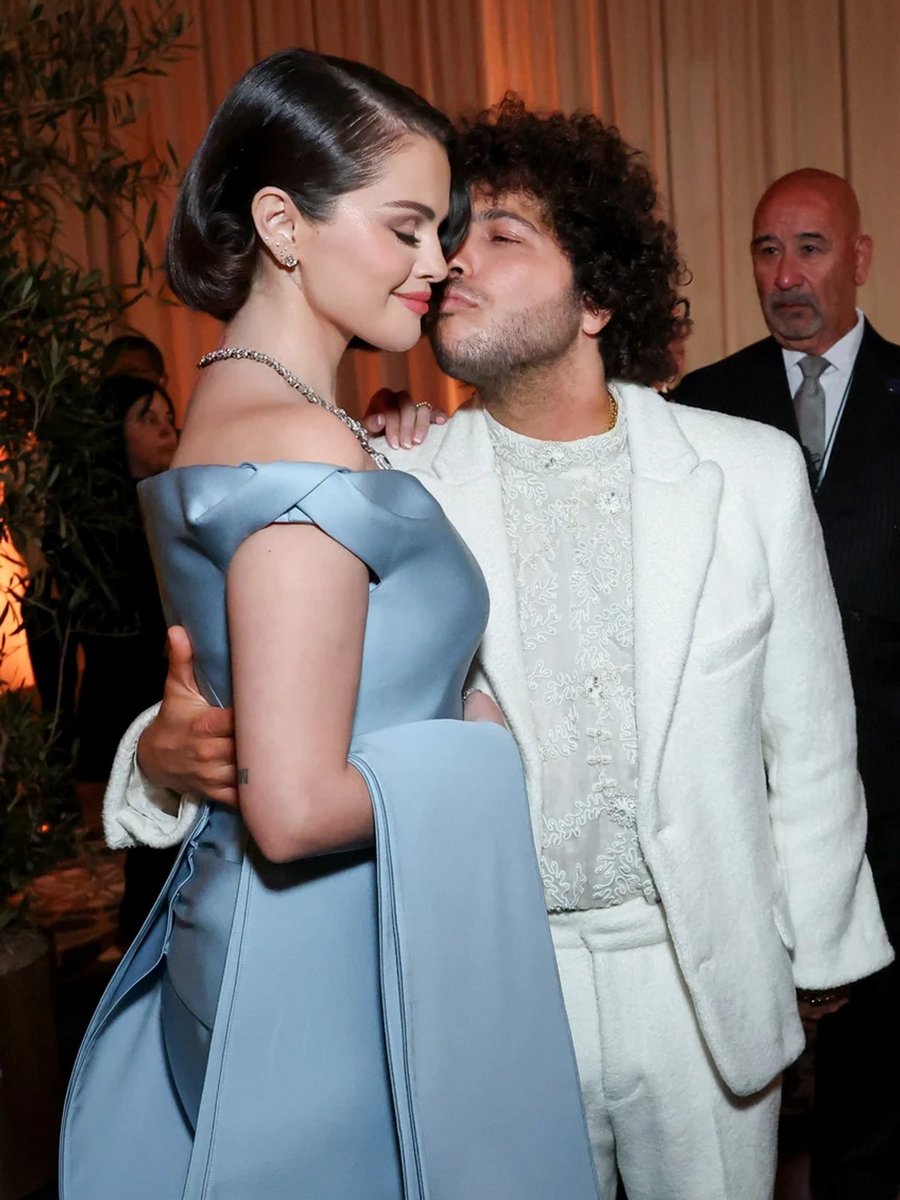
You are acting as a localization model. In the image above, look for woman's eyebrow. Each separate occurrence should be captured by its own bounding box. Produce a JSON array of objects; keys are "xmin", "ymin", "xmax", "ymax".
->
[{"xmin": 383, "ymin": 200, "xmax": 436, "ymax": 220}]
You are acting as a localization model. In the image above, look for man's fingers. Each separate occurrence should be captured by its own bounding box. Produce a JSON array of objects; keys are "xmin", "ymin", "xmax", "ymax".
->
[
  {"xmin": 205, "ymin": 785, "xmax": 239, "ymax": 807},
  {"xmin": 195, "ymin": 737, "xmax": 236, "ymax": 767},
  {"xmin": 191, "ymin": 706, "xmax": 235, "ymax": 738},
  {"xmin": 164, "ymin": 626, "xmax": 201, "ymax": 696}
]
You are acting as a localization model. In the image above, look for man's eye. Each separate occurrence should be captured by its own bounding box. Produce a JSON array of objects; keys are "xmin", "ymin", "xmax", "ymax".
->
[
  {"xmin": 800, "ymin": 244, "xmax": 821, "ymax": 254},
  {"xmin": 490, "ymin": 234, "xmax": 517, "ymax": 244},
  {"xmin": 393, "ymin": 230, "xmax": 421, "ymax": 247}
]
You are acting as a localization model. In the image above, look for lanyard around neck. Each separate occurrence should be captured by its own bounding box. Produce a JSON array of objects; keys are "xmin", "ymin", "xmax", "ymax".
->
[{"xmin": 811, "ymin": 367, "xmax": 855, "ymax": 489}]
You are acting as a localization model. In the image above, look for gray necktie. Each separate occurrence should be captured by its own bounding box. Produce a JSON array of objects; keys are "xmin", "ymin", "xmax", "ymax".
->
[{"xmin": 793, "ymin": 355, "xmax": 829, "ymax": 470}]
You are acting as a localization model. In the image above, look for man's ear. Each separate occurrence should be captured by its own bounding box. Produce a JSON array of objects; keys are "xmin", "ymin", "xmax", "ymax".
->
[
  {"xmin": 854, "ymin": 233, "xmax": 873, "ymax": 287},
  {"xmin": 251, "ymin": 187, "xmax": 307, "ymax": 266},
  {"xmin": 582, "ymin": 300, "xmax": 612, "ymax": 338}
]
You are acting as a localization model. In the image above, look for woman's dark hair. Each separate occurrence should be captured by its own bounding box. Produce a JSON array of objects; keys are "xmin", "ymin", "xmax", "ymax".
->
[
  {"xmin": 97, "ymin": 375, "xmax": 176, "ymax": 480},
  {"xmin": 167, "ymin": 49, "xmax": 468, "ymax": 320},
  {"xmin": 454, "ymin": 96, "xmax": 691, "ymax": 386},
  {"xmin": 98, "ymin": 374, "xmax": 175, "ymax": 430},
  {"xmin": 99, "ymin": 333, "xmax": 165, "ymax": 381}
]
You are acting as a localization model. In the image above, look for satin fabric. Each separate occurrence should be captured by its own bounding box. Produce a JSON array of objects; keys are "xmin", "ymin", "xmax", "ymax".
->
[{"xmin": 59, "ymin": 461, "xmax": 600, "ymax": 1200}]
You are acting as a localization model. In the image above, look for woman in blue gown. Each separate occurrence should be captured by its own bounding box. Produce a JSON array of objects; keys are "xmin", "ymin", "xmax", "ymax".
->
[{"xmin": 59, "ymin": 49, "xmax": 599, "ymax": 1200}]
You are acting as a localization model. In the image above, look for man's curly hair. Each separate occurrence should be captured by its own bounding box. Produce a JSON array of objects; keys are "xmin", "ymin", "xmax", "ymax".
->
[{"xmin": 454, "ymin": 96, "xmax": 690, "ymax": 385}]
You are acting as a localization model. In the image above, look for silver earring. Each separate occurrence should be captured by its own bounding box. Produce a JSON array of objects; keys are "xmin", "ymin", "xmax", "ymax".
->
[{"xmin": 282, "ymin": 249, "xmax": 298, "ymax": 268}]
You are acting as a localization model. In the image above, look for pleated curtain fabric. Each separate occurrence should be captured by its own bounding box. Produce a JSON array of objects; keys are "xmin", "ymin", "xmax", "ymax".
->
[{"xmin": 42, "ymin": 0, "xmax": 900, "ymax": 416}]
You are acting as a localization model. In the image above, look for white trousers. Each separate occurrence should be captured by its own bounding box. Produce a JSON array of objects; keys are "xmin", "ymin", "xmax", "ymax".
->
[{"xmin": 550, "ymin": 902, "xmax": 781, "ymax": 1200}]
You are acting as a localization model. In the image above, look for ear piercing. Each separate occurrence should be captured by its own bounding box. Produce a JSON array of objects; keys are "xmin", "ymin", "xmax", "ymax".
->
[{"xmin": 264, "ymin": 237, "xmax": 297, "ymax": 269}]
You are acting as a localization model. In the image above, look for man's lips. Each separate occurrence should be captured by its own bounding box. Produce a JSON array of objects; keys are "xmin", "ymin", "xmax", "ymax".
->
[
  {"xmin": 771, "ymin": 297, "xmax": 813, "ymax": 312},
  {"xmin": 395, "ymin": 292, "xmax": 431, "ymax": 315},
  {"xmin": 439, "ymin": 290, "xmax": 479, "ymax": 313}
]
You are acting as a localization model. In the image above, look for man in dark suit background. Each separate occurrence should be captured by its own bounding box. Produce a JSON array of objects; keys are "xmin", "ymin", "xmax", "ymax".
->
[{"xmin": 676, "ymin": 168, "xmax": 899, "ymax": 1200}]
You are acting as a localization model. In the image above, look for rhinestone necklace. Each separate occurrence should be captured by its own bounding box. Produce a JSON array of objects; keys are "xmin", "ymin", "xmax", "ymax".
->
[{"xmin": 197, "ymin": 347, "xmax": 392, "ymax": 471}]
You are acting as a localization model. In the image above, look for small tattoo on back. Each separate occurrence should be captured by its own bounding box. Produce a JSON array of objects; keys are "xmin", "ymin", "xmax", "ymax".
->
[{"xmin": 237, "ymin": 768, "xmax": 249, "ymax": 785}]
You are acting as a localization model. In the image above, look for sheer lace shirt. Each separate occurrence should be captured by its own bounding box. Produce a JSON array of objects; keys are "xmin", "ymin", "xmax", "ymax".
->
[{"xmin": 485, "ymin": 400, "xmax": 658, "ymax": 911}]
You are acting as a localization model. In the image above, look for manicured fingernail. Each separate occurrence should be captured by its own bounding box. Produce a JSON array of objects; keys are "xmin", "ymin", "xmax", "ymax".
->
[
  {"xmin": 413, "ymin": 433, "xmax": 423, "ymax": 444},
  {"xmin": 389, "ymin": 436, "xmax": 398, "ymax": 448},
  {"xmin": 402, "ymin": 438, "xmax": 412, "ymax": 448},
  {"xmin": 435, "ymin": 414, "xmax": 447, "ymax": 424}
]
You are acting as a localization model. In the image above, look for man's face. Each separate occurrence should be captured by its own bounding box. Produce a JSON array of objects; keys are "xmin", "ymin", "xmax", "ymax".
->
[
  {"xmin": 750, "ymin": 180, "xmax": 872, "ymax": 355},
  {"xmin": 429, "ymin": 189, "xmax": 590, "ymax": 390}
]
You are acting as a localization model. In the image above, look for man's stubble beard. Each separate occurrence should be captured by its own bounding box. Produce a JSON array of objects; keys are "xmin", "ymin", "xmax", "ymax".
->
[
  {"xmin": 763, "ymin": 290, "xmax": 824, "ymax": 345},
  {"xmin": 430, "ymin": 286, "xmax": 584, "ymax": 402}
]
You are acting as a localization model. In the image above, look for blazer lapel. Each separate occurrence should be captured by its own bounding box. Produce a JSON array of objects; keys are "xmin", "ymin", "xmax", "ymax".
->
[
  {"xmin": 621, "ymin": 384, "xmax": 724, "ymax": 826},
  {"xmin": 409, "ymin": 409, "xmax": 544, "ymax": 836},
  {"xmin": 817, "ymin": 323, "xmax": 899, "ymax": 510},
  {"xmin": 753, "ymin": 338, "xmax": 798, "ymax": 438}
]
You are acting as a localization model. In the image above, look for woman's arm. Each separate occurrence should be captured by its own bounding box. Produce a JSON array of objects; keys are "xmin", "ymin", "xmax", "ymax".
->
[{"xmin": 227, "ymin": 514, "xmax": 373, "ymax": 864}]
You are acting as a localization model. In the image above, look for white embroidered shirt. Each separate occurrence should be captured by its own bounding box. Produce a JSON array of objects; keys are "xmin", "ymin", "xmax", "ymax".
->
[{"xmin": 485, "ymin": 400, "xmax": 658, "ymax": 911}]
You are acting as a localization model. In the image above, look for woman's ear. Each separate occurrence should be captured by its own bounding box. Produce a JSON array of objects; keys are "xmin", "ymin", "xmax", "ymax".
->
[{"xmin": 251, "ymin": 187, "xmax": 304, "ymax": 269}]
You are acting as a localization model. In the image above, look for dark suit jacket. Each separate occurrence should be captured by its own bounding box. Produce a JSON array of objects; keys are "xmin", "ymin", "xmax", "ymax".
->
[{"xmin": 675, "ymin": 322, "xmax": 900, "ymax": 822}]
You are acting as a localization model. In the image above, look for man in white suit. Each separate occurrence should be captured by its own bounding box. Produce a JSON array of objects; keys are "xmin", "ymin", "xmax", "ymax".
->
[{"xmin": 104, "ymin": 100, "xmax": 891, "ymax": 1199}]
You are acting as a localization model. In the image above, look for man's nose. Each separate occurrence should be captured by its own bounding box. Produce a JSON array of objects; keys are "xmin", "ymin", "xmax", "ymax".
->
[
  {"xmin": 446, "ymin": 241, "xmax": 473, "ymax": 277},
  {"xmin": 775, "ymin": 253, "xmax": 804, "ymax": 291}
]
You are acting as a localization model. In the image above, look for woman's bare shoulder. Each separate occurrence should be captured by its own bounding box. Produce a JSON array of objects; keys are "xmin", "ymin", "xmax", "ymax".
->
[{"xmin": 174, "ymin": 389, "xmax": 373, "ymax": 472}]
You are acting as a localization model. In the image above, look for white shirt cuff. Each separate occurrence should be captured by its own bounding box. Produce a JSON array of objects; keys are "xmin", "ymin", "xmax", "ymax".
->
[{"xmin": 102, "ymin": 703, "xmax": 201, "ymax": 849}]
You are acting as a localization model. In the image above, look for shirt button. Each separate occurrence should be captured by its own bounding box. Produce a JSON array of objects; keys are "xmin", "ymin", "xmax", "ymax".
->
[{"xmin": 584, "ymin": 674, "xmax": 603, "ymax": 699}]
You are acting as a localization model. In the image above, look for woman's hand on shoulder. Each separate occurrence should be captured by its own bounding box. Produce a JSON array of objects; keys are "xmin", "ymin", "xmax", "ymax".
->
[{"xmin": 364, "ymin": 388, "xmax": 447, "ymax": 451}]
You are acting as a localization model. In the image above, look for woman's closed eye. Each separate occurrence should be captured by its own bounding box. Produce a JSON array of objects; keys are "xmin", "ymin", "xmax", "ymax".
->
[{"xmin": 393, "ymin": 229, "xmax": 422, "ymax": 247}]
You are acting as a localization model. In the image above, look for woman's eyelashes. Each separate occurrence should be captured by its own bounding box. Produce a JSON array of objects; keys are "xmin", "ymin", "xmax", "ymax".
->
[{"xmin": 393, "ymin": 228, "xmax": 422, "ymax": 247}]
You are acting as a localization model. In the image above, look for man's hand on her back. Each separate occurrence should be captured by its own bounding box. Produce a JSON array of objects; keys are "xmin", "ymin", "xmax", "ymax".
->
[
  {"xmin": 137, "ymin": 625, "xmax": 238, "ymax": 804},
  {"xmin": 364, "ymin": 387, "xmax": 447, "ymax": 450}
]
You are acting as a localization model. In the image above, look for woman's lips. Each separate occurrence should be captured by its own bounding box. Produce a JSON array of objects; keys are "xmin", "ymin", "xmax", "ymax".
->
[{"xmin": 395, "ymin": 292, "xmax": 431, "ymax": 315}]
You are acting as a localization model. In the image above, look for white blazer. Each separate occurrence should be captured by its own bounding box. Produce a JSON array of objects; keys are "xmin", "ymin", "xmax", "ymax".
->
[
  {"xmin": 398, "ymin": 382, "xmax": 892, "ymax": 1095},
  {"xmin": 106, "ymin": 382, "xmax": 892, "ymax": 1097}
]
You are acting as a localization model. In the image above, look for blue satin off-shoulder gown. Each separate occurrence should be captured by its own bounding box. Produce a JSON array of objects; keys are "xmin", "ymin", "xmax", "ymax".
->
[{"xmin": 59, "ymin": 462, "xmax": 601, "ymax": 1200}]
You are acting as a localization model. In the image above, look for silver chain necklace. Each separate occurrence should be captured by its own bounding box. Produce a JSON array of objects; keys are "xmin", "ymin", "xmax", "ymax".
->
[{"xmin": 197, "ymin": 347, "xmax": 392, "ymax": 471}]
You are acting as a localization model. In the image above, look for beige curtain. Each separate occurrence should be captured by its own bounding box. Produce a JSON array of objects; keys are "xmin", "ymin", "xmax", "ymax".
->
[
  {"xmin": 4, "ymin": 0, "xmax": 900, "ymax": 682},
  {"xmin": 89, "ymin": 0, "xmax": 900, "ymax": 416}
]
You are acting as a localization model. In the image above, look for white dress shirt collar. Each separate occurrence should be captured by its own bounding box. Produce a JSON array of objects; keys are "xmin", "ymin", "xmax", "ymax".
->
[
  {"xmin": 781, "ymin": 308, "xmax": 865, "ymax": 377},
  {"xmin": 782, "ymin": 309, "xmax": 865, "ymax": 478}
]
